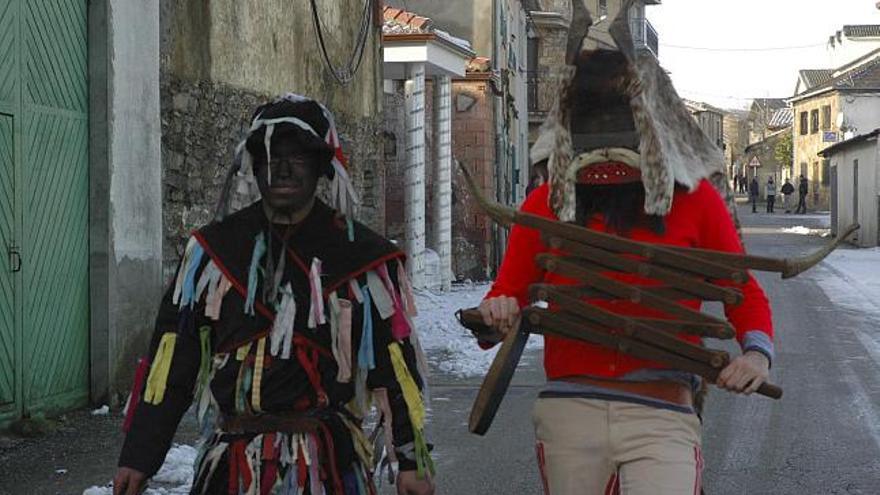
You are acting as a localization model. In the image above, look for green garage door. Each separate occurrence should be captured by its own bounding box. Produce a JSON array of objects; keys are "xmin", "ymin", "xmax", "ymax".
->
[{"xmin": 0, "ymin": 0, "xmax": 89, "ymax": 423}]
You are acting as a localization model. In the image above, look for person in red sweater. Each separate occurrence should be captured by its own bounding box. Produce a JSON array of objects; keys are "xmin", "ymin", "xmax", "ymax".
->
[{"xmin": 477, "ymin": 4, "xmax": 775, "ymax": 493}]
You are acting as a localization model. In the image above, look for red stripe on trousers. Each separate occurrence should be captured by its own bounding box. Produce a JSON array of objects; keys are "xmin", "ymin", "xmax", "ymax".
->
[
  {"xmin": 535, "ymin": 442, "xmax": 551, "ymax": 495},
  {"xmin": 694, "ymin": 446, "xmax": 703, "ymax": 495}
]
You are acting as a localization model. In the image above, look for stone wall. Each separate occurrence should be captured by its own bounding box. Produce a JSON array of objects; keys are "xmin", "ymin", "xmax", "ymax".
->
[
  {"xmin": 383, "ymin": 83, "xmax": 407, "ymax": 244},
  {"xmin": 159, "ymin": 0, "xmax": 385, "ymax": 277}
]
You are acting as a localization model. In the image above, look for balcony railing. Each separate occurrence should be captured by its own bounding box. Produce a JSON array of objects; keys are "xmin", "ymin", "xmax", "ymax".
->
[
  {"xmin": 527, "ymin": 70, "xmax": 540, "ymax": 112},
  {"xmin": 630, "ymin": 17, "xmax": 659, "ymax": 57}
]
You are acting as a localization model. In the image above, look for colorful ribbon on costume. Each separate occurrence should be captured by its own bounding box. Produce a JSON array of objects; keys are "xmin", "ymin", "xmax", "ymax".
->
[
  {"xmin": 195, "ymin": 261, "xmax": 221, "ymax": 304},
  {"xmin": 205, "ymin": 276, "xmax": 232, "ymax": 320},
  {"xmin": 122, "ymin": 357, "xmax": 149, "ymax": 432},
  {"xmin": 357, "ymin": 287, "xmax": 375, "ymax": 371},
  {"xmin": 366, "ymin": 270, "xmax": 394, "ymax": 320},
  {"xmin": 173, "ymin": 236, "xmax": 198, "ymax": 305},
  {"xmin": 336, "ymin": 298, "xmax": 353, "ymax": 383},
  {"xmin": 180, "ymin": 243, "xmax": 205, "ymax": 308},
  {"xmin": 396, "ymin": 259, "xmax": 418, "ymax": 317},
  {"xmin": 270, "ymin": 284, "xmax": 296, "ymax": 359},
  {"xmin": 307, "ymin": 258, "xmax": 326, "ymax": 328},
  {"xmin": 252, "ymin": 337, "xmax": 266, "ymax": 413},
  {"xmin": 388, "ymin": 342, "xmax": 434, "ymax": 478},
  {"xmin": 245, "ymin": 232, "xmax": 267, "ymax": 315},
  {"xmin": 378, "ymin": 264, "xmax": 412, "ymax": 340},
  {"xmin": 143, "ymin": 333, "xmax": 178, "ymax": 405}
]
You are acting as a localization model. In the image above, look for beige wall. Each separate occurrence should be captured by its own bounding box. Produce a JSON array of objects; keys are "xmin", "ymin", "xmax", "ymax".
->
[
  {"xmin": 793, "ymin": 92, "xmax": 839, "ymax": 210},
  {"xmin": 165, "ymin": 0, "xmax": 382, "ymax": 121}
]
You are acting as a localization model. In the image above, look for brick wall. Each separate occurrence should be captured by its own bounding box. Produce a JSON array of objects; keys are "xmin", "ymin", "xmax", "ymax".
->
[{"xmin": 451, "ymin": 77, "xmax": 496, "ymax": 280}]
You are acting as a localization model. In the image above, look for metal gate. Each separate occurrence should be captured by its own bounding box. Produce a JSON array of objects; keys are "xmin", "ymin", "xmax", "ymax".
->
[{"xmin": 0, "ymin": 0, "xmax": 89, "ymax": 423}]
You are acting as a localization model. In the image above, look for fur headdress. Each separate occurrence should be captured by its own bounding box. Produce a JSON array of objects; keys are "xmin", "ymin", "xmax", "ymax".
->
[{"xmin": 544, "ymin": 0, "xmax": 724, "ymax": 221}]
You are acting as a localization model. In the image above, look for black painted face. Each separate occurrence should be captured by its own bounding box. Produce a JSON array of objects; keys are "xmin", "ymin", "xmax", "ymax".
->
[{"xmin": 255, "ymin": 141, "xmax": 321, "ymax": 215}]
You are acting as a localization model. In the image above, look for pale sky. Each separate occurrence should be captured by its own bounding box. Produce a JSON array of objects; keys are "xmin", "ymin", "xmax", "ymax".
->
[{"xmin": 645, "ymin": 0, "xmax": 880, "ymax": 110}]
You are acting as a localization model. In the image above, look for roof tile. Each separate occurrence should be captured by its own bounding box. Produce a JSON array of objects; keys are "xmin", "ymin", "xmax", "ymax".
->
[{"xmin": 843, "ymin": 25, "xmax": 880, "ymax": 38}]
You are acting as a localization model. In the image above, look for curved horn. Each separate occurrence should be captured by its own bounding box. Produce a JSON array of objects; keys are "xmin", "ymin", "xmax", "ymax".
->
[
  {"xmin": 566, "ymin": 0, "xmax": 593, "ymax": 64},
  {"xmin": 609, "ymin": 0, "xmax": 638, "ymax": 61},
  {"xmin": 781, "ymin": 223, "xmax": 859, "ymax": 278}
]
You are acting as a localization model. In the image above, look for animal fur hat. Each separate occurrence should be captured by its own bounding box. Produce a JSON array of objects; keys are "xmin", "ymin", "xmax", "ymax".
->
[{"xmin": 543, "ymin": 0, "xmax": 724, "ymax": 221}]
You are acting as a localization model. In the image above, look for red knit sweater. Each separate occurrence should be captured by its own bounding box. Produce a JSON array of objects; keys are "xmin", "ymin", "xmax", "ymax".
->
[{"xmin": 484, "ymin": 180, "xmax": 773, "ymax": 380}]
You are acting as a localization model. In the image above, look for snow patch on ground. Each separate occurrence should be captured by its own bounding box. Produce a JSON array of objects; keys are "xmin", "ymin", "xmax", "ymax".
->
[
  {"xmin": 781, "ymin": 225, "xmax": 831, "ymax": 237},
  {"xmin": 82, "ymin": 444, "xmax": 196, "ymax": 495},
  {"xmin": 90, "ymin": 405, "xmax": 110, "ymax": 416},
  {"xmin": 815, "ymin": 247, "xmax": 880, "ymax": 316},
  {"xmin": 414, "ymin": 282, "xmax": 542, "ymax": 378}
]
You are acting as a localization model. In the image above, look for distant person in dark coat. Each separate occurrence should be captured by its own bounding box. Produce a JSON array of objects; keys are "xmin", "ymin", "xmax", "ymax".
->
[
  {"xmin": 781, "ymin": 178, "xmax": 795, "ymax": 213},
  {"xmin": 796, "ymin": 175, "xmax": 809, "ymax": 214},
  {"xmin": 750, "ymin": 177, "xmax": 760, "ymax": 213}
]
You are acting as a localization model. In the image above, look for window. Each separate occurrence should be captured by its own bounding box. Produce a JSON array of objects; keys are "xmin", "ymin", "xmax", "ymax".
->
[
  {"xmin": 599, "ymin": 0, "xmax": 608, "ymax": 17},
  {"xmin": 821, "ymin": 159, "xmax": 830, "ymax": 185},
  {"xmin": 800, "ymin": 112, "xmax": 809, "ymax": 135},
  {"xmin": 800, "ymin": 162, "xmax": 808, "ymax": 177},
  {"xmin": 810, "ymin": 109, "xmax": 819, "ymax": 134},
  {"xmin": 527, "ymin": 37, "xmax": 540, "ymax": 112},
  {"xmin": 821, "ymin": 105, "xmax": 832, "ymax": 131}
]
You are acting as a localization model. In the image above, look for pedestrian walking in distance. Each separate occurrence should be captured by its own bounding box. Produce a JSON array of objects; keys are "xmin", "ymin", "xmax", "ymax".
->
[
  {"xmin": 477, "ymin": 4, "xmax": 775, "ymax": 492},
  {"xmin": 113, "ymin": 95, "xmax": 436, "ymax": 495},
  {"xmin": 796, "ymin": 174, "xmax": 809, "ymax": 214},
  {"xmin": 765, "ymin": 176, "xmax": 777, "ymax": 214},
  {"xmin": 781, "ymin": 178, "xmax": 795, "ymax": 213},
  {"xmin": 750, "ymin": 177, "xmax": 760, "ymax": 213}
]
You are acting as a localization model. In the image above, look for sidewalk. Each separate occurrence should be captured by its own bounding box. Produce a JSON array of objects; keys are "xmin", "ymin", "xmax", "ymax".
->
[{"xmin": 0, "ymin": 405, "xmax": 201, "ymax": 495}]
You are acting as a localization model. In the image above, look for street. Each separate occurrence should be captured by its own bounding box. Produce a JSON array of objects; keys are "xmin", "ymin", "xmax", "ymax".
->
[{"xmin": 4, "ymin": 203, "xmax": 880, "ymax": 494}]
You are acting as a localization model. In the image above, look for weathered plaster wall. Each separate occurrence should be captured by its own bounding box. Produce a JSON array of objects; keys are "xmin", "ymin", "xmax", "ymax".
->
[
  {"xmin": 830, "ymin": 141, "xmax": 880, "ymax": 247},
  {"xmin": 841, "ymin": 93, "xmax": 880, "ymax": 136},
  {"xmin": 89, "ymin": 0, "xmax": 164, "ymax": 400},
  {"xmin": 384, "ymin": 82, "xmax": 408, "ymax": 244},
  {"xmin": 160, "ymin": 0, "xmax": 385, "ymax": 276}
]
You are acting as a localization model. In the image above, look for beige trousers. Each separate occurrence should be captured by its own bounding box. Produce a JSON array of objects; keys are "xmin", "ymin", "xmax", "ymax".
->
[{"xmin": 532, "ymin": 397, "xmax": 703, "ymax": 495}]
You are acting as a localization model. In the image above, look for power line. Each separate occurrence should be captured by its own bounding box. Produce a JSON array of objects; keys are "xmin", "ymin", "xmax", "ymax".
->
[
  {"xmin": 660, "ymin": 42, "xmax": 826, "ymax": 52},
  {"xmin": 585, "ymin": 24, "xmax": 826, "ymax": 52}
]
